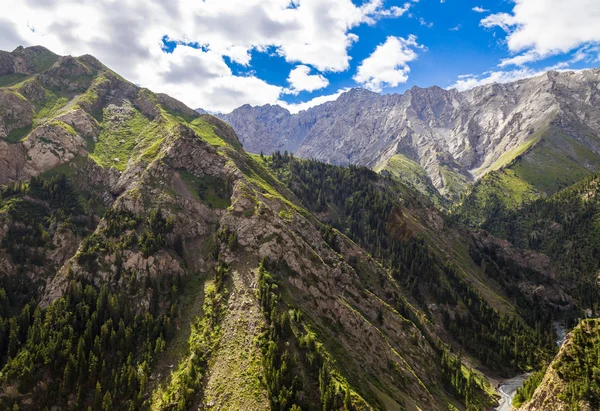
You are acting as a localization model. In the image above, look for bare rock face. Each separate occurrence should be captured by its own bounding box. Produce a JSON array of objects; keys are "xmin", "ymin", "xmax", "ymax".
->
[
  {"xmin": 217, "ymin": 176, "xmax": 445, "ymax": 409},
  {"xmin": 22, "ymin": 123, "xmax": 88, "ymax": 176},
  {"xmin": 48, "ymin": 228, "xmax": 81, "ymax": 268},
  {"xmin": 0, "ymin": 51, "xmax": 13, "ymax": 75},
  {"xmin": 56, "ymin": 108, "xmax": 99, "ymax": 140},
  {"xmin": 0, "ymin": 89, "xmax": 34, "ymax": 139},
  {"xmin": 0, "ymin": 141, "xmax": 27, "ymax": 183},
  {"xmin": 17, "ymin": 80, "xmax": 47, "ymax": 103},
  {"xmin": 221, "ymin": 68, "xmax": 600, "ymax": 197},
  {"xmin": 157, "ymin": 93, "xmax": 200, "ymax": 119}
]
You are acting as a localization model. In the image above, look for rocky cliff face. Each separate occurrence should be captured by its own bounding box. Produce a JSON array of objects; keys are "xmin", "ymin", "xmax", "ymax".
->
[{"xmin": 221, "ymin": 69, "xmax": 600, "ymax": 199}]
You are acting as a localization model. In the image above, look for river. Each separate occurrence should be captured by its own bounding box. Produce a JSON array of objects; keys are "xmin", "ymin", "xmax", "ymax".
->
[{"xmin": 493, "ymin": 322, "xmax": 567, "ymax": 410}]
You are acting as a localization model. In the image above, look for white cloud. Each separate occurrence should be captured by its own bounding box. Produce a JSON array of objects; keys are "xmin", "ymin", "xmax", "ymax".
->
[
  {"xmin": 284, "ymin": 65, "xmax": 329, "ymax": 95},
  {"xmin": 280, "ymin": 88, "xmax": 350, "ymax": 114},
  {"xmin": 354, "ymin": 35, "xmax": 423, "ymax": 92},
  {"xmin": 498, "ymin": 51, "xmax": 542, "ymax": 67},
  {"xmin": 449, "ymin": 68, "xmax": 538, "ymax": 91},
  {"xmin": 373, "ymin": 3, "xmax": 412, "ymax": 17},
  {"xmin": 0, "ymin": 0, "xmax": 407, "ymax": 112},
  {"xmin": 480, "ymin": 12, "xmax": 517, "ymax": 32},
  {"xmin": 472, "ymin": 6, "xmax": 489, "ymax": 13},
  {"xmin": 419, "ymin": 18, "xmax": 433, "ymax": 28},
  {"xmin": 571, "ymin": 44, "xmax": 600, "ymax": 63},
  {"xmin": 481, "ymin": 0, "xmax": 600, "ymax": 62},
  {"xmin": 449, "ymin": 24, "xmax": 462, "ymax": 31},
  {"xmin": 449, "ymin": 62, "xmax": 572, "ymax": 91}
]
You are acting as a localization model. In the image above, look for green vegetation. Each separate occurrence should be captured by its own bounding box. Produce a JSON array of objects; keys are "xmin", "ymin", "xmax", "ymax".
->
[
  {"xmin": 454, "ymin": 168, "xmax": 539, "ymax": 228},
  {"xmin": 455, "ymin": 128, "xmax": 600, "ymax": 228},
  {"xmin": 151, "ymin": 261, "xmax": 229, "ymax": 410},
  {"xmin": 0, "ymin": 175, "xmax": 96, "ymax": 307},
  {"xmin": 138, "ymin": 209, "xmax": 175, "ymax": 257},
  {"xmin": 0, "ymin": 73, "xmax": 30, "ymax": 88},
  {"xmin": 554, "ymin": 319, "xmax": 600, "ymax": 408},
  {"xmin": 510, "ymin": 143, "xmax": 593, "ymax": 194},
  {"xmin": 77, "ymin": 206, "xmax": 174, "ymax": 270},
  {"xmin": 0, "ymin": 179, "xmax": 190, "ymax": 410},
  {"xmin": 441, "ymin": 349, "xmax": 484, "ymax": 410},
  {"xmin": 32, "ymin": 50, "xmax": 59, "ymax": 72},
  {"xmin": 439, "ymin": 164, "xmax": 472, "ymax": 200},
  {"xmin": 473, "ymin": 131, "xmax": 543, "ymax": 177},
  {"xmin": 179, "ymin": 169, "xmax": 232, "ymax": 209},
  {"xmin": 89, "ymin": 105, "xmax": 153, "ymax": 170},
  {"xmin": 513, "ymin": 365, "xmax": 547, "ymax": 408},
  {"xmin": 3, "ymin": 45, "xmax": 593, "ymax": 411},
  {"xmin": 187, "ymin": 117, "xmax": 230, "ymax": 148},
  {"xmin": 374, "ymin": 154, "xmax": 447, "ymax": 207},
  {"xmin": 258, "ymin": 259, "xmax": 369, "ymax": 410},
  {"xmin": 0, "ymin": 278, "xmax": 178, "ymax": 410},
  {"xmin": 6, "ymin": 125, "xmax": 33, "ymax": 143},
  {"xmin": 33, "ymin": 91, "xmax": 69, "ymax": 126}
]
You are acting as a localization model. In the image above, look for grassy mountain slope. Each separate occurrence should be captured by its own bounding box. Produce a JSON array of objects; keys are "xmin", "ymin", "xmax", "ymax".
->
[
  {"xmin": 455, "ymin": 124, "xmax": 600, "ymax": 227},
  {"xmin": 374, "ymin": 154, "xmax": 449, "ymax": 208}
]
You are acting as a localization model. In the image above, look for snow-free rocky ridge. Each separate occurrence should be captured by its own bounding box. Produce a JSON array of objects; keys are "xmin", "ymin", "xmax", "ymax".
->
[{"xmin": 220, "ymin": 69, "xmax": 600, "ymax": 200}]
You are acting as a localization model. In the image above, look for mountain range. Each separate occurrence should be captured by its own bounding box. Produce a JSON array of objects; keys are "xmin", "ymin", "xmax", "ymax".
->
[
  {"xmin": 219, "ymin": 69, "xmax": 600, "ymax": 203},
  {"xmin": 0, "ymin": 45, "xmax": 599, "ymax": 410}
]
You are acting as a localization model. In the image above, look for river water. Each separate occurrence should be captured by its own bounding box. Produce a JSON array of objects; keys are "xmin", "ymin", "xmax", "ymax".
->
[{"xmin": 493, "ymin": 322, "xmax": 567, "ymax": 411}]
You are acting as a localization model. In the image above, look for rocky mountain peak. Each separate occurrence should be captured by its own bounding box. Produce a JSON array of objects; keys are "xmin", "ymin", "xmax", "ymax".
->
[{"xmin": 0, "ymin": 45, "xmax": 59, "ymax": 75}]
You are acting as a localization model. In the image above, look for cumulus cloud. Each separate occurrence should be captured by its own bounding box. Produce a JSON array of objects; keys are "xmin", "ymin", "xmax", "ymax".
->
[
  {"xmin": 472, "ymin": 6, "xmax": 489, "ymax": 13},
  {"xmin": 481, "ymin": 0, "xmax": 600, "ymax": 63},
  {"xmin": 354, "ymin": 35, "xmax": 423, "ymax": 92},
  {"xmin": 284, "ymin": 65, "xmax": 329, "ymax": 95},
  {"xmin": 1, "ymin": 0, "xmax": 407, "ymax": 112}
]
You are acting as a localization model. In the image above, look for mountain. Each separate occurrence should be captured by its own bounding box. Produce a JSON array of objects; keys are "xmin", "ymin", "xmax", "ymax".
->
[
  {"xmin": 0, "ymin": 45, "xmax": 586, "ymax": 410},
  {"xmin": 221, "ymin": 69, "xmax": 600, "ymax": 202}
]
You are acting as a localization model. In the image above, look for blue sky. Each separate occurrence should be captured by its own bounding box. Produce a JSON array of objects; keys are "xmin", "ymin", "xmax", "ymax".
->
[
  {"xmin": 2, "ymin": 0, "xmax": 600, "ymax": 112},
  {"xmin": 256, "ymin": 0, "xmax": 520, "ymax": 105}
]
